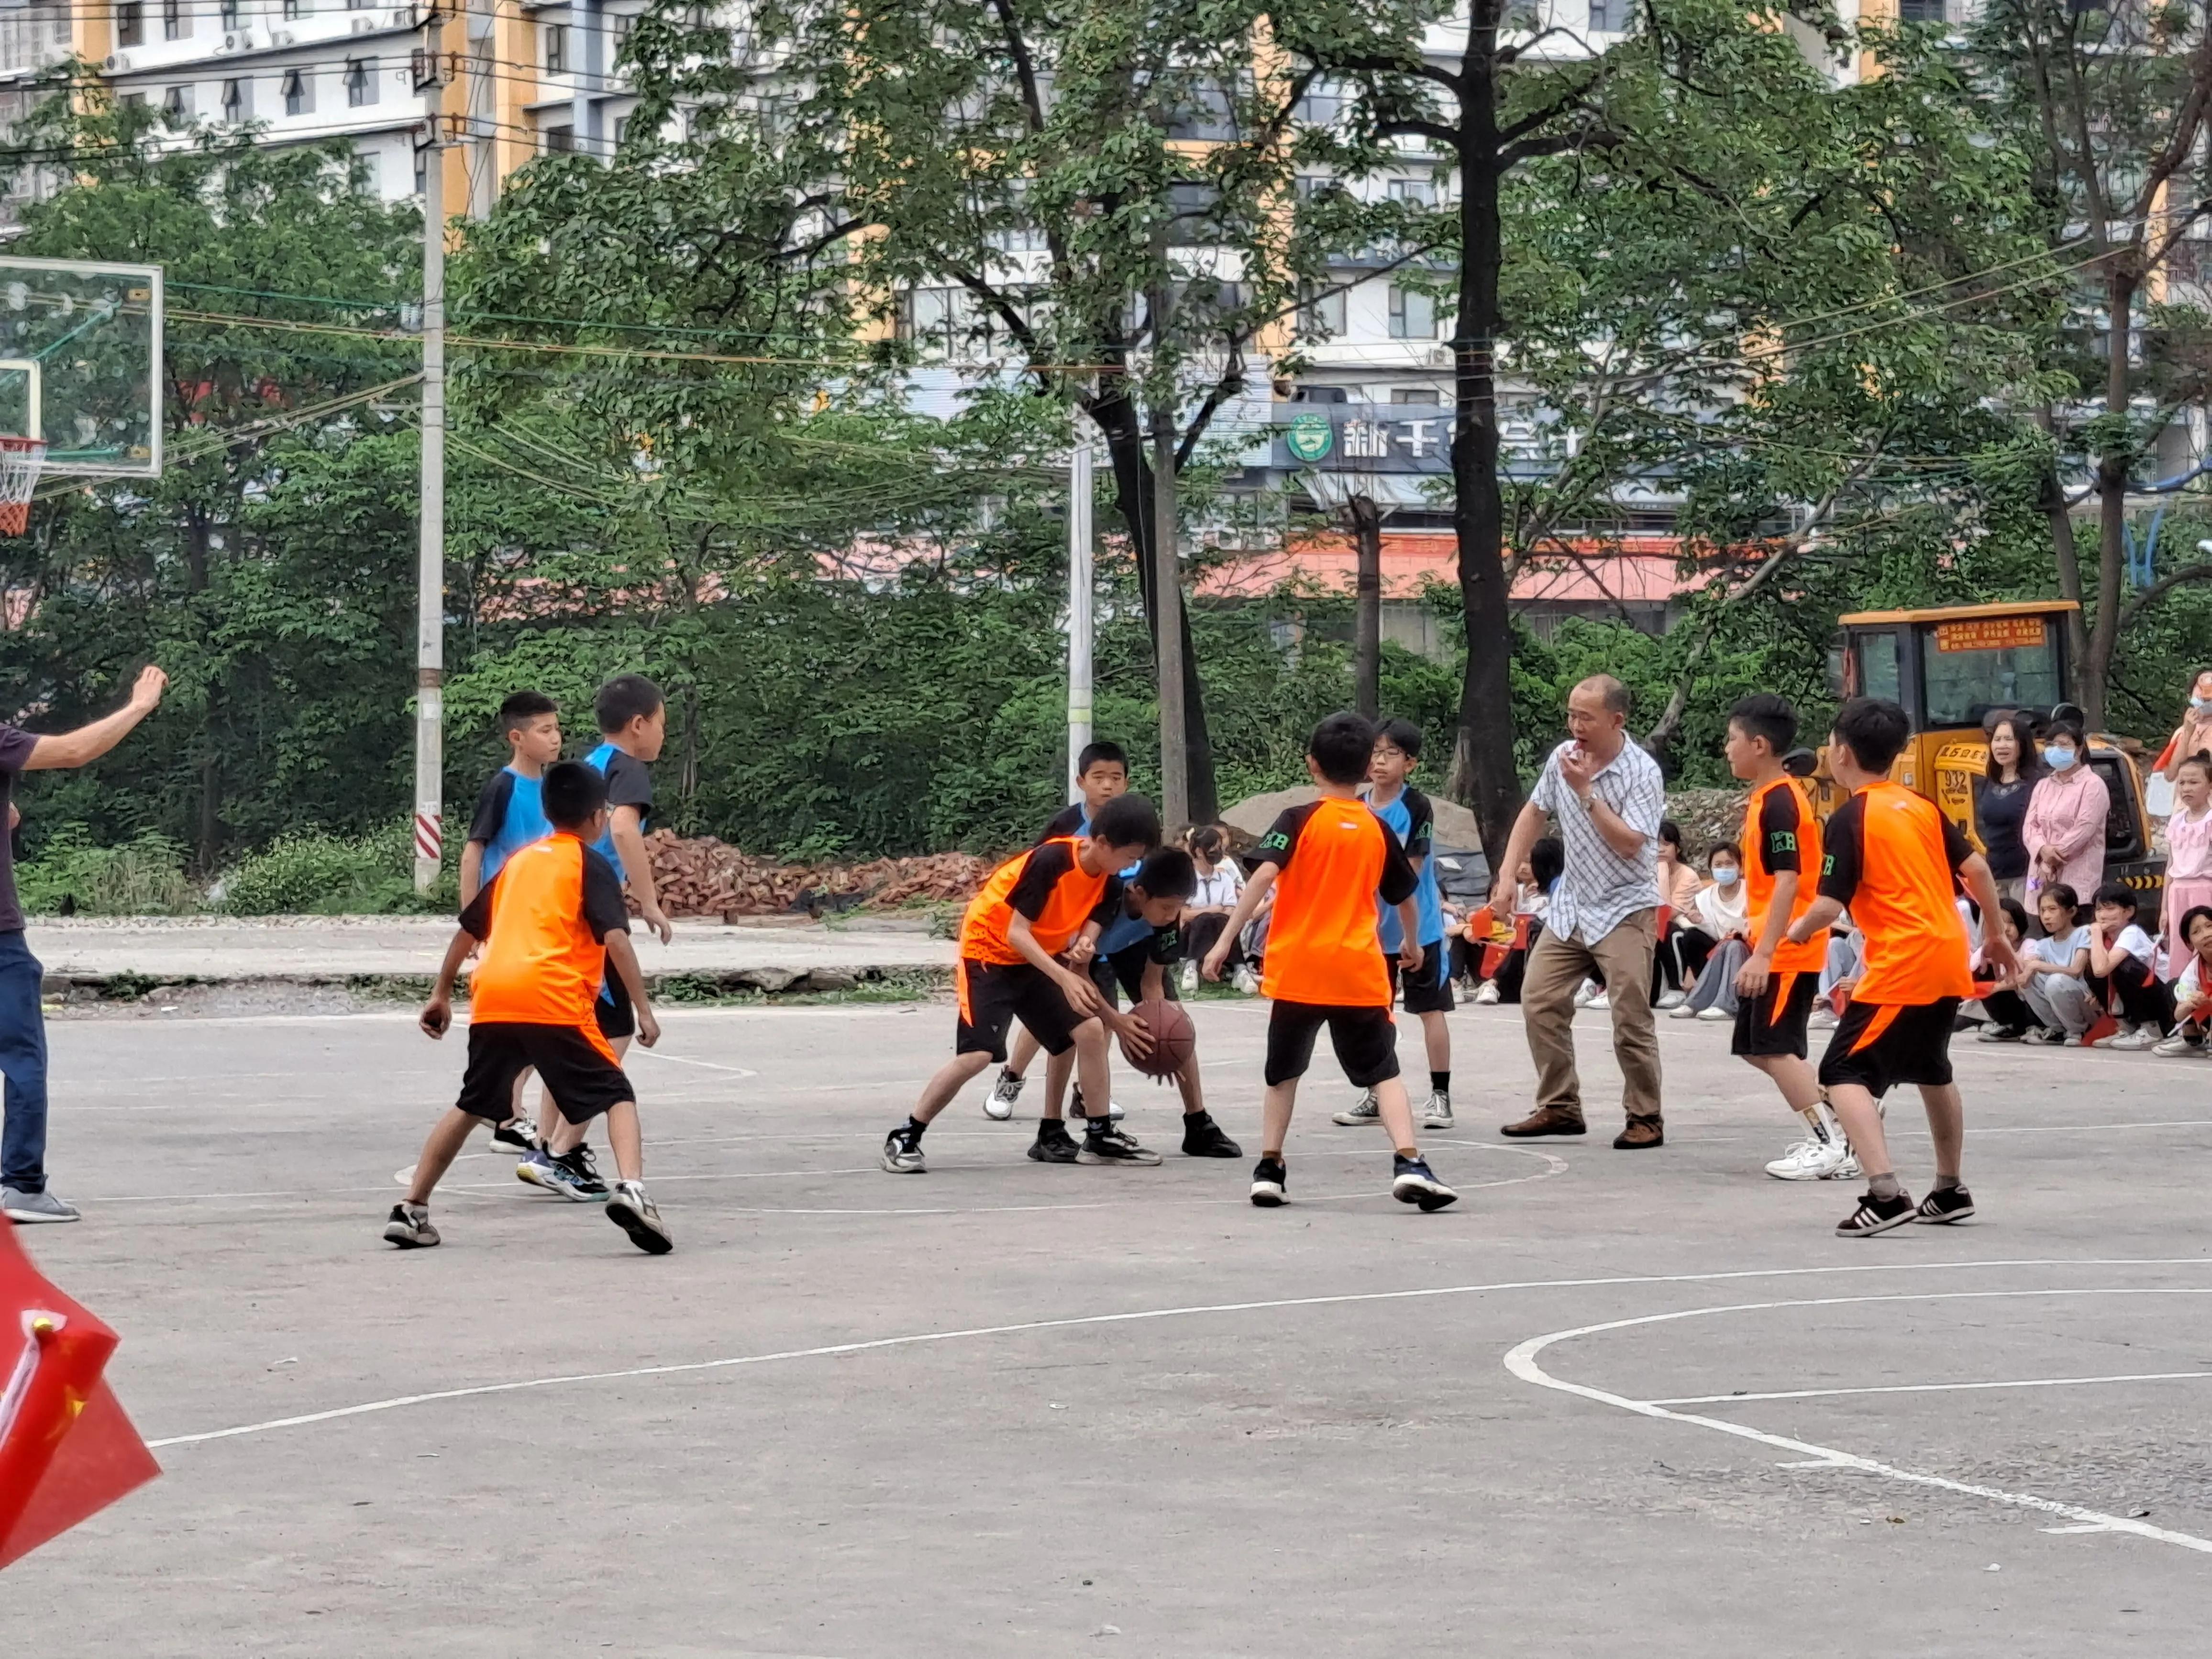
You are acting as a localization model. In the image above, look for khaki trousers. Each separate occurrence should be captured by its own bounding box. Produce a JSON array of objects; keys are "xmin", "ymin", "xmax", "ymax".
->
[{"xmin": 1521, "ymin": 908, "xmax": 1663, "ymax": 1128}]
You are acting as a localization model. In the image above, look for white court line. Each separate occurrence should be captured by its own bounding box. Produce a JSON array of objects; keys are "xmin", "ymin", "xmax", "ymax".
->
[
  {"xmin": 1650, "ymin": 1370, "xmax": 2212, "ymax": 1405},
  {"xmin": 627, "ymin": 1050, "xmax": 758, "ymax": 1078},
  {"xmin": 145, "ymin": 1258, "xmax": 2208, "ymax": 1452},
  {"xmin": 1503, "ymin": 1287, "xmax": 2212, "ymax": 1556}
]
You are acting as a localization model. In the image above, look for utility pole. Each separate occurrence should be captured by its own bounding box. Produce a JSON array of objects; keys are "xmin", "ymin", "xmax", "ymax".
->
[
  {"xmin": 1066, "ymin": 433, "xmax": 1094, "ymax": 803},
  {"xmin": 1150, "ymin": 406, "xmax": 1188, "ymax": 830},
  {"xmin": 413, "ymin": 8, "xmax": 449, "ymax": 894}
]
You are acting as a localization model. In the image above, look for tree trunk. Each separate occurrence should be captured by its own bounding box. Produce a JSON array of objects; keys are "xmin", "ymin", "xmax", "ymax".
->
[
  {"xmin": 2085, "ymin": 271, "xmax": 2138, "ymax": 731},
  {"xmin": 1349, "ymin": 494, "xmax": 1382, "ymax": 719},
  {"xmin": 1089, "ymin": 396, "xmax": 1219, "ymax": 821},
  {"xmin": 2035, "ymin": 442, "xmax": 2092, "ymax": 708},
  {"xmin": 1442, "ymin": 58, "xmax": 1524, "ymax": 870},
  {"xmin": 1150, "ymin": 394, "xmax": 1190, "ymax": 830}
]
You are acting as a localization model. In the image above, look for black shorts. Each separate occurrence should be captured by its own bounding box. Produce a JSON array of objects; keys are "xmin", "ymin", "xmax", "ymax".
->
[
  {"xmin": 1732, "ymin": 968, "xmax": 1819, "ymax": 1060},
  {"xmin": 957, "ymin": 959, "xmax": 1085, "ymax": 1062},
  {"xmin": 1089, "ymin": 942, "xmax": 1177, "ymax": 1012},
  {"xmin": 1264, "ymin": 1000, "xmax": 1400, "ymax": 1089},
  {"xmin": 1817, "ymin": 999, "xmax": 1961, "ymax": 1098},
  {"xmin": 596, "ymin": 971, "xmax": 635, "ymax": 1041},
  {"xmin": 1385, "ymin": 939, "xmax": 1456, "ymax": 1015},
  {"xmin": 457, "ymin": 1022, "xmax": 635, "ymax": 1126}
]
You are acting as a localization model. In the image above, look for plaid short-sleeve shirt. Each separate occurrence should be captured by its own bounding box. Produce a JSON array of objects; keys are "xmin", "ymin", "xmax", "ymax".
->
[{"xmin": 1529, "ymin": 736, "xmax": 1665, "ymax": 944}]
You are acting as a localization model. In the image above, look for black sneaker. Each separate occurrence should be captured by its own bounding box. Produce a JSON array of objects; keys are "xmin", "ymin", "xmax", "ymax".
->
[
  {"xmin": 491, "ymin": 1116, "xmax": 539, "ymax": 1152},
  {"xmin": 881, "ymin": 1126, "xmax": 927, "ymax": 1174},
  {"xmin": 1180, "ymin": 1111, "xmax": 1242, "ymax": 1158},
  {"xmin": 1078, "ymin": 1125, "xmax": 1162, "ymax": 1166},
  {"xmin": 1391, "ymin": 1155, "xmax": 1459, "ymax": 1212},
  {"xmin": 1250, "ymin": 1157, "xmax": 1288, "ymax": 1206},
  {"xmin": 1915, "ymin": 1184, "xmax": 1976, "ymax": 1225},
  {"xmin": 1976, "ymin": 1025, "xmax": 2027, "ymax": 1044},
  {"xmin": 557, "ymin": 1144, "xmax": 610, "ymax": 1197},
  {"xmin": 1028, "ymin": 1121, "xmax": 1080, "ymax": 1163},
  {"xmin": 1836, "ymin": 1188, "xmax": 1918, "ymax": 1237},
  {"xmin": 382, "ymin": 1202, "xmax": 439, "ymax": 1249}
]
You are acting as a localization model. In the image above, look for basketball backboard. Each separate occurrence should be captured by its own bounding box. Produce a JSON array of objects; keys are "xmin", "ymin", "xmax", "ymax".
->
[{"xmin": 0, "ymin": 254, "xmax": 162, "ymax": 478}]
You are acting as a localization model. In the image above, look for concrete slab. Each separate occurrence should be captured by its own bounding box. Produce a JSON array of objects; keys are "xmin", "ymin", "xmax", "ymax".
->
[{"xmin": 6, "ymin": 997, "xmax": 2211, "ymax": 1653}]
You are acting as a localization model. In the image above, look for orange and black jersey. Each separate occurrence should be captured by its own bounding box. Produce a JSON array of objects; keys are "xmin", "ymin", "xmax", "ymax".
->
[
  {"xmin": 458, "ymin": 834, "xmax": 632, "ymax": 1055},
  {"xmin": 959, "ymin": 838, "xmax": 1123, "ymax": 967},
  {"xmin": 1743, "ymin": 776, "xmax": 1825, "ymax": 975},
  {"xmin": 1818, "ymin": 782, "xmax": 1974, "ymax": 1004},
  {"xmin": 1253, "ymin": 797, "xmax": 1418, "ymax": 1007}
]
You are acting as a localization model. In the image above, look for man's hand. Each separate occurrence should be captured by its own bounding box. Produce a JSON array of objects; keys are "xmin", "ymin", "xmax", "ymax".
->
[
  {"xmin": 1065, "ymin": 935, "xmax": 1098, "ymax": 968},
  {"xmin": 1202, "ymin": 940, "xmax": 1232, "ymax": 982},
  {"xmin": 635, "ymin": 1006, "xmax": 662, "ymax": 1048},
  {"xmin": 127, "ymin": 664, "xmax": 169, "ymax": 713},
  {"xmin": 1734, "ymin": 951, "xmax": 1773, "ymax": 1000},
  {"xmin": 1557, "ymin": 741, "xmax": 1598, "ymax": 803},
  {"xmin": 640, "ymin": 904, "xmax": 674, "ymax": 946},
  {"xmin": 1398, "ymin": 935, "xmax": 1423, "ymax": 972},
  {"xmin": 1980, "ymin": 933, "xmax": 2021, "ymax": 983},
  {"xmin": 420, "ymin": 995, "xmax": 452, "ymax": 1039},
  {"xmin": 1057, "ymin": 966, "xmax": 1106, "ymax": 1018},
  {"xmin": 1112, "ymin": 1009, "xmax": 1153, "ymax": 1061}
]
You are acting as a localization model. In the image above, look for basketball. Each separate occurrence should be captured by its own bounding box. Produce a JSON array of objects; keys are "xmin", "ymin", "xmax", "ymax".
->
[{"xmin": 1120, "ymin": 996, "xmax": 1195, "ymax": 1079}]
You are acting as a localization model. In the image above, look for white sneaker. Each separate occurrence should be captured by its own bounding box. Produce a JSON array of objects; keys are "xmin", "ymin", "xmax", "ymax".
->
[
  {"xmin": 1832, "ymin": 1148, "xmax": 1862, "ymax": 1181},
  {"xmin": 2153, "ymin": 1032, "xmax": 2204, "ymax": 1058},
  {"xmin": 1764, "ymin": 1137, "xmax": 1850, "ymax": 1181},
  {"xmin": 1333, "ymin": 1090, "xmax": 1382, "ymax": 1127},
  {"xmin": 1656, "ymin": 989, "xmax": 1688, "ymax": 1010},
  {"xmin": 1421, "ymin": 1090, "xmax": 1454, "ymax": 1130},
  {"xmin": 1232, "ymin": 965, "xmax": 1261, "ymax": 995},
  {"xmin": 1669, "ymin": 1001, "xmax": 1702, "ymax": 1019},
  {"xmin": 1587, "ymin": 991, "xmax": 1611, "ymax": 1010},
  {"xmin": 1179, "ymin": 959, "xmax": 1199, "ymax": 994},
  {"xmin": 1473, "ymin": 981, "xmax": 1501, "ymax": 1006},
  {"xmin": 1, "ymin": 1186, "xmax": 80, "ymax": 1223},
  {"xmin": 1573, "ymin": 979, "xmax": 1599, "ymax": 1008},
  {"xmin": 984, "ymin": 1066, "xmax": 1025, "ymax": 1120},
  {"xmin": 2103, "ymin": 1025, "xmax": 2157, "ymax": 1051},
  {"xmin": 1808, "ymin": 1006, "xmax": 1839, "ymax": 1029},
  {"xmin": 1697, "ymin": 1005, "xmax": 1732, "ymax": 1022}
]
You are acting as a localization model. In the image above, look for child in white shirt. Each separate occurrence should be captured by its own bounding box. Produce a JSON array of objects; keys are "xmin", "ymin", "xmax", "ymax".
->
[
  {"xmin": 2154, "ymin": 904, "xmax": 2212, "ymax": 1057},
  {"xmin": 2086, "ymin": 880, "xmax": 2171, "ymax": 1050}
]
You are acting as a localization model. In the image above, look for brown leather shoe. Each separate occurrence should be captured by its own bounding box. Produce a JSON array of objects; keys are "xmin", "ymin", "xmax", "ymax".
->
[
  {"xmin": 1612, "ymin": 1120, "xmax": 1665, "ymax": 1150},
  {"xmin": 1500, "ymin": 1106, "xmax": 1588, "ymax": 1138}
]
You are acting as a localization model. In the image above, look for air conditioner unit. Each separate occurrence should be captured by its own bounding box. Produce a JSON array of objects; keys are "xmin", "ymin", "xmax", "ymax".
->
[
  {"xmin": 103, "ymin": 53, "xmax": 131, "ymax": 73},
  {"xmin": 391, "ymin": 8, "xmax": 412, "ymax": 26},
  {"xmin": 223, "ymin": 30, "xmax": 255, "ymax": 50},
  {"xmin": 352, "ymin": 17, "xmax": 374, "ymax": 32},
  {"xmin": 270, "ymin": 28, "xmax": 296, "ymax": 45}
]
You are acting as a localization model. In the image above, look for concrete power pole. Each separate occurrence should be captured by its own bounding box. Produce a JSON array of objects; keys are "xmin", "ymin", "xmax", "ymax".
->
[
  {"xmin": 1066, "ymin": 435, "xmax": 1094, "ymax": 803},
  {"xmin": 412, "ymin": 8, "xmax": 449, "ymax": 894}
]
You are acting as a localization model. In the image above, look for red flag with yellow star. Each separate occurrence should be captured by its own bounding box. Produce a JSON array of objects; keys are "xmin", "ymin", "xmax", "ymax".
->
[{"xmin": 0, "ymin": 1223, "xmax": 159, "ymax": 1570}]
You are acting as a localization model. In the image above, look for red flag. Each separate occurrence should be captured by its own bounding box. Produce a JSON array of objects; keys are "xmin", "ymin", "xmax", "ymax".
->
[{"xmin": 0, "ymin": 1223, "xmax": 159, "ymax": 1570}]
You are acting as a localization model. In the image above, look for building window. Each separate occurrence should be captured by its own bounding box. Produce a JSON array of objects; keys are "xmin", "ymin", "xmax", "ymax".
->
[
  {"xmin": 1388, "ymin": 284, "xmax": 1436, "ymax": 339},
  {"xmin": 543, "ymin": 124, "xmax": 575, "ymax": 154},
  {"xmin": 414, "ymin": 145, "xmax": 427, "ymax": 195},
  {"xmin": 1299, "ymin": 284, "xmax": 1345, "ymax": 340},
  {"xmin": 1588, "ymin": 0, "xmax": 1613, "ymax": 29},
  {"xmin": 1898, "ymin": 0, "xmax": 1945, "ymax": 18},
  {"xmin": 545, "ymin": 24, "xmax": 568, "ymax": 73},
  {"xmin": 613, "ymin": 114, "xmax": 631, "ymax": 146},
  {"xmin": 163, "ymin": 0, "xmax": 183, "ymax": 41},
  {"xmin": 117, "ymin": 2, "xmax": 145, "ymax": 47},
  {"xmin": 283, "ymin": 0, "xmax": 303, "ymax": 16},
  {"xmin": 346, "ymin": 0, "xmax": 371, "ymax": 9},
  {"xmin": 345, "ymin": 59, "xmax": 376, "ymax": 108},
  {"xmin": 220, "ymin": 0, "xmax": 240, "ymax": 27},
  {"xmin": 282, "ymin": 69, "xmax": 311, "ymax": 116},
  {"xmin": 163, "ymin": 84, "xmax": 191, "ymax": 120},
  {"xmin": 1391, "ymin": 387, "xmax": 1441, "ymax": 404},
  {"xmin": 221, "ymin": 78, "xmax": 247, "ymax": 121},
  {"xmin": 1387, "ymin": 175, "xmax": 1436, "ymax": 209}
]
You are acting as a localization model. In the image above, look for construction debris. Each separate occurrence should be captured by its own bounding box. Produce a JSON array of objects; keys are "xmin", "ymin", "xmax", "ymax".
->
[{"xmin": 642, "ymin": 830, "xmax": 988, "ymax": 920}]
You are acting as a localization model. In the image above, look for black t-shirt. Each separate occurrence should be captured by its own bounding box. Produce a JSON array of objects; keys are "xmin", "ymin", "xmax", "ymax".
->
[
  {"xmin": 602, "ymin": 748, "xmax": 654, "ymax": 818},
  {"xmin": 1037, "ymin": 803, "xmax": 1088, "ymax": 844},
  {"xmin": 458, "ymin": 843, "xmax": 630, "ymax": 943},
  {"xmin": 1975, "ymin": 775, "xmax": 2033, "ymax": 880}
]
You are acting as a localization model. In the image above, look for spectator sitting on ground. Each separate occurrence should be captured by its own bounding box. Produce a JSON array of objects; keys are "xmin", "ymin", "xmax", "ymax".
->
[
  {"xmin": 2086, "ymin": 881, "xmax": 2170, "ymax": 1051},
  {"xmin": 1670, "ymin": 842, "xmax": 1753, "ymax": 1023},
  {"xmin": 1974, "ymin": 897, "xmax": 2042, "ymax": 1042},
  {"xmin": 1652, "ymin": 820, "xmax": 1711, "ymax": 1010},
  {"xmin": 2154, "ymin": 906, "xmax": 2212, "ymax": 1058},
  {"xmin": 1472, "ymin": 836, "xmax": 1562, "ymax": 1006},
  {"xmin": 2010, "ymin": 883, "xmax": 2094, "ymax": 1046},
  {"xmin": 1176, "ymin": 823, "xmax": 1246, "ymax": 988}
]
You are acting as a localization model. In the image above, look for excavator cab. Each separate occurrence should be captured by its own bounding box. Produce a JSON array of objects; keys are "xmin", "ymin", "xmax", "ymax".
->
[{"xmin": 1819, "ymin": 601, "xmax": 2162, "ymax": 897}]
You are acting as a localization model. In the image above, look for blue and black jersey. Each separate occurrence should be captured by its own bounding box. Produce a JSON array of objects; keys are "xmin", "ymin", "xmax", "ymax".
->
[
  {"xmin": 466, "ymin": 766, "xmax": 553, "ymax": 885},
  {"xmin": 584, "ymin": 741, "xmax": 655, "ymax": 877},
  {"xmin": 1371, "ymin": 785, "xmax": 1446, "ymax": 953}
]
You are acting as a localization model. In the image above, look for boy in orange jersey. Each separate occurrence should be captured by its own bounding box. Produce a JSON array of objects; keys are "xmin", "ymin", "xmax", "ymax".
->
[
  {"xmin": 1720, "ymin": 693, "xmax": 1849, "ymax": 1182},
  {"xmin": 1783, "ymin": 697, "xmax": 2015, "ymax": 1237},
  {"xmin": 385, "ymin": 761, "xmax": 671, "ymax": 1255},
  {"xmin": 882, "ymin": 792, "xmax": 1164, "ymax": 1173},
  {"xmin": 1203, "ymin": 712, "xmax": 1457, "ymax": 1211}
]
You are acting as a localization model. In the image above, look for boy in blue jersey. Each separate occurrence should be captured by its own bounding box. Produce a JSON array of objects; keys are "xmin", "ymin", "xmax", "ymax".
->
[
  {"xmin": 459, "ymin": 690, "xmax": 564, "ymax": 1151},
  {"xmin": 1039, "ymin": 846, "xmax": 1243, "ymax": 1160},
  {"xmin": 519, "ymin": 674, "xmax": 670, "ymax": 1196},
  {"xmin": 1335, "ymin": 719, "xmax": 1456, "ymax": 1131},
  {"xmin": 985, "ymin": 740, "xmax": 1131, "ymax": 1119}
]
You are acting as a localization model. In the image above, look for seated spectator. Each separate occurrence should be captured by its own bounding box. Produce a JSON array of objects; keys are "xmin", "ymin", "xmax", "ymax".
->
[
  {"xmin": 1975, "ymin": 897, "xmax": 2041, "ymax": 1041},
  {"xmin": 2086, "ymin": 881, "xmax": 2171, "ymax": 1051},
  {"xmin": 2154, "ymin": 905, "xmax": 2212, "ymax": 1058},
  {"xmin": 1669, "ymin": 842, "xmax": 1752, "ymax": 1022},
  {"xmin": 1472, "ymin": 836, "xmax": 1560, "ymax": 1006},
  {"xmin": 2008, "ymin": 883, "xmax": 2094, "ymax": 1045},
  {"xmin": 1652, "ymin": 821, "xmax": 1713, "ymax": 1009},
  {"xmin": 1177, "ymin": 824, "xmax": 1246, "ymax": 987}
]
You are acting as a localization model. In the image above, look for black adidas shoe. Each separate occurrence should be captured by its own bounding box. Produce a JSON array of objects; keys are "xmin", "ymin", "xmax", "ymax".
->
[
  {"xmin": 1028, "ymin": 1121, "xmax": 1080, "ymax": 1163},
  {"xmin": 1249, "ymin": 1157, "xmax": 1288, "ymax": 1207},
  {"xmin": 1836, "ymin": 1188, "xmax": 1918, "ymax": 1237},
  {"xmin": 1077, "ymin": 1125, "xmax": 1162, "ymax": 1166},
  {"xmin": 1915, "ymin": 1185, "xmax": 1976, "ymax": 1225},
  {"xmin": 1180, "ymin": 1111, "xmax": 1242, "ymax": 1158}
]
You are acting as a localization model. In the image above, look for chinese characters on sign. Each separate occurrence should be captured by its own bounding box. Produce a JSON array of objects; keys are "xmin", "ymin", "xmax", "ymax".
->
[
  {"xmin": 1934, "ymin": 616, "xmax": 2048, "ymax": 654},
  {"xmin": 1273, "ymin": 406, "xmax": 1458, "ymax": 474}
]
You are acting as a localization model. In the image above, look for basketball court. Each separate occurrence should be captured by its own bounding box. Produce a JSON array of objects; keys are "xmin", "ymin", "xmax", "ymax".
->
[{"xmin": 6, "ymin": 995, "xmax": 2210, "ymax": 1653}]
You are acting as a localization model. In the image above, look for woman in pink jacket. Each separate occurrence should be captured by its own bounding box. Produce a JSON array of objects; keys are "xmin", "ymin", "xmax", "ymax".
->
[{"xmin": 2024, "ymin": 721, "xmax": 2110, "ymax": 922}]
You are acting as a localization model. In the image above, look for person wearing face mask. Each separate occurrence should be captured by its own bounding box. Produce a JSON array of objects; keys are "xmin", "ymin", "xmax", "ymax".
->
[
  {"xmin": 2160, "ymin": 669, "xmax": 2212, "ymax": 785},
  {"xmin": 2022, "ymin": 721, "xmax": 2109, "ymax": 919},
  {"xmin": 1974, "ymin": 712, "xmax": 2040, "ymax": 906},
  {"xmin": 1670, "ymin": 843, "xmax": 1753, "ymax": 1022}
]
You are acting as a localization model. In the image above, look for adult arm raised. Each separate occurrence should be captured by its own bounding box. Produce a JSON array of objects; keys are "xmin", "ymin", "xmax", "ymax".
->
[{"xmin": 22, "ymin": 667, "xmax": 167, "ymax": 770}]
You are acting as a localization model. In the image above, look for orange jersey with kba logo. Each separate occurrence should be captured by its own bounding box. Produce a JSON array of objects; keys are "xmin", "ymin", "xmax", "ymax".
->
[
  {"xmin": 459, "ymin": 834, "xmax": 633, "ymax": 1060},
  {"xmin": 1252, "ymin": 797, "xmax": 1417, "ymax": 1006},
  {"xmin": 1817, "ymin": 781, "xmax": 1974, "ymax": 1004},
  {"xmin": 959, "ymin": 839, "xmax": 1116, "ymax": 967},
  {"xmin": 1741, "ymin": 775, "xmax": 1825, "ymax": 975}
]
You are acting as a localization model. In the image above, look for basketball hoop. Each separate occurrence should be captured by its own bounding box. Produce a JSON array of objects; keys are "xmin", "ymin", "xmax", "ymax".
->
[{"xmin": 0, "ymin": 436, "xmax": 45, "ymax": 536}]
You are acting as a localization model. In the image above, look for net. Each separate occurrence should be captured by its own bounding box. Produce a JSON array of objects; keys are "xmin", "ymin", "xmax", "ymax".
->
[{"xmin": 0, "ymin": 435, "xmax": 44, "ymax": 535}]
